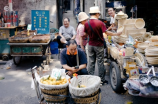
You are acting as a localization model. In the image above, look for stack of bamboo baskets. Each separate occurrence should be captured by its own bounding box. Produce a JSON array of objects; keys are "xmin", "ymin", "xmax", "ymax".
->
[
  {"xmin": 145, "ymin": 36, "xmax": 158, "ymax": 65},
  {"xmin": 113, "ymin": 11, "xmax": 149, "ymax": 44}
]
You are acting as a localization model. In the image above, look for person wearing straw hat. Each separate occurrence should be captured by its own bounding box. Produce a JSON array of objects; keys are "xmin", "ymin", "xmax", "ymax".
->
[
  {"xmin": 84, "ymin": 6, "xmax": 121, "ymax": 85},
  {"xmin": 107, "ymin": 8, "xmax": 117, "ymax": 31},
  {"xmin": 76, "ymin": 12, "xmax": 89, "ymax": 51}
]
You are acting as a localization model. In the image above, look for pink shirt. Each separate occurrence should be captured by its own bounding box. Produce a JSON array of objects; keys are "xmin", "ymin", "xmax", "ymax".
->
[{"xmin": 76, "ymin": 23, "xmax": 87, "ymax": 46}]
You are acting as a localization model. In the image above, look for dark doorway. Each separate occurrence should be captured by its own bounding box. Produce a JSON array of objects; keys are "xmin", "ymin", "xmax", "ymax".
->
[
  {"xmin": 57, "ymin": 0, "xmax": 63, "ymax": 28},
  {"xmin": 83, "ymin": 0, "xmax": 85, "ymax": 12},
  {"xmin": 63, "ymin": 0, "xmax": 71, "ymax": 11},
  {"xmin": 135, "ymin": 0, "xmax": 158, "ymax": 34}
]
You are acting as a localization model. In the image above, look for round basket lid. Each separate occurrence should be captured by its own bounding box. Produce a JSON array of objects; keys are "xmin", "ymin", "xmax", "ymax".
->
[{"xmin": 135, "ymin": 18, "xmax": 145, "ymax": 29}]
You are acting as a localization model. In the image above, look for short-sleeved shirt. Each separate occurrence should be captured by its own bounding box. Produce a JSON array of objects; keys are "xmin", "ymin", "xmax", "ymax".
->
[
  {"xmin": 110, "ymin": 14, "xmax": 117, "ymax": 24},
  {"xmin": 84, "ymin": 18, "xmax": 107, "ymax": 46},
  {"xmin": 76, "ymin": 23, "xmax": 88, "ymax": 46},
  {"xmin": 59, "ymin": 26, "xmax": 76, "ymax": 40},
  {"xmin": 110, "ymin": 14, "xmax": 118, "ymax": 28},
  {"xmin": 60, "ymin": 48, "xmax": 87, "ymax": 67}
]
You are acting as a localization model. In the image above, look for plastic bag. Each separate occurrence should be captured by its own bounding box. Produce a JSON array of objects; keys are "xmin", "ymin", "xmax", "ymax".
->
[
  {"xmin": 69, "ymin": 75, "xmax": 101, "ymax": 97},
  {"xmin": 38, "ymin": 69, "xmax": 69, "ymax": 90},
  {"xmin": 4, "ymin": 60, "xmax": 13, "ymax": 70}
]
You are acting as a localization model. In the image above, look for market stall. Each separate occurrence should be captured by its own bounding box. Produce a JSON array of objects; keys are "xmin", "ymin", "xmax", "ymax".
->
[
  {"xmin": 7, "ymin": 30, "xmax": 51, "ymax": 65},
  {"xmin": 106, "ymin": 11, "xmax": 158, "ymax": 97},
  {"xmin": 0, "ymin": 9, "xmax": 19, "ymax": 60},
  {"xmin": 0, "ymin": 26, "xmax": 16, "ymax": 60},
  {"xmin": 29, "ymin": 65, "xmax": 102, "ymax": 104},
  {"xmin": 7, "ymin": 10, "xmax": 51, "ymax": 65}
]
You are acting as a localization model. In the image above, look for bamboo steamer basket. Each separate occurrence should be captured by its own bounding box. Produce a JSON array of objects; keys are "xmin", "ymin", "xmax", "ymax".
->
[
  {"xmin": 117, "ymin": 25, "xmax": 124, "ymax": 33},
  {"xmin": 125, "ymin": 47, "xmax": 134, "ymax": 56},
  {"xmin": 138, "ymin": 48, "xmax": 145, "ymax": 54},
  {"xmin": 143, "ymin": 32, "xmax": 152, "ymax": 41},
  {"xmin": 134, "ymin": 53, "xmax": 147, "ymax": 66},
  {"xmin": 150, "ymin": 36, "xmax": 158, "ymax": 42},
  {"xmin": 146, "ymin": 57, "xmax": 158, "ymax": 65},
  {"xmin": 123, "ymin": 24, "xmax": 137, "ymax": 35},
  {"xmin": 137, "ymin": 42, "xmax": 149, "ymax": 50},
  {"xmin": 128, "ymin": 33, "xmax": 143, "ymax": 38},
  {"xmin": 113, "ymin": 36, "xmax": 128, "ymax": 43},
  {"xmin": 126, "ymin": 28, "xmax": 146, "ymax": 36},
  {"xmin": 118, "ymin": 19, "xmax": 137, "ymax": 26},
  {"xmin": 149, "ymin": 42, "xmax": 158, "ymax": 47},
  {"xmin": 110, "ymin": 47, "xmax": 119, "ymax": 60},
  {"xmin": 145, "ymin": 47, "xmax": 158, "ymax": 57}
]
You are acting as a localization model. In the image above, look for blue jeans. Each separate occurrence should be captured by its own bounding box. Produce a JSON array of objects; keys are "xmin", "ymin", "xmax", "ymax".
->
[{"xmin": 66, "ymin": 68, "xmax": 88, "ymax": 75}]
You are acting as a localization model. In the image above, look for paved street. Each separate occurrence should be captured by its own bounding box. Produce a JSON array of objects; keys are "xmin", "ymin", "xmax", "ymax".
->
[{"xmin": 1, "ymin": 55, "xmax": 158, "ymax": 104}]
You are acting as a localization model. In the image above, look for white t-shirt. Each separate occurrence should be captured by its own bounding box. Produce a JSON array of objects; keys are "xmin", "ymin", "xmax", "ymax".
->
[{"xmin": 110, "ymin": 14, "xmax": 117, "ymax": 24}]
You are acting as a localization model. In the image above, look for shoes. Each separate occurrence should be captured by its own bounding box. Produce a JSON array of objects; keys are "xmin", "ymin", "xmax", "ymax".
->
[{"xmin": 100, "ymin": 80, "xmax": 108, "ymax": 86}]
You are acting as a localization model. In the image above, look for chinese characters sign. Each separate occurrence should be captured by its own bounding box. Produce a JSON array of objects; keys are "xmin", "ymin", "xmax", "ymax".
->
[{"xmin": 31, "ymin": 10, "xmax": 50, "ymax": 34}]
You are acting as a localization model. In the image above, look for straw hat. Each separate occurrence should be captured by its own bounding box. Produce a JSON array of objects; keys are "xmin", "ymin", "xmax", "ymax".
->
[
  {"xmin": 135, "ymin": 18, "xmax": 145, "ymax": 29},
  {"xmin": 78, "ymin": 12, "xmax": 89, "ymax": 22},
  {"xmin": 89, "ymin": 6, "xmax": 100, "ymax": 14}
]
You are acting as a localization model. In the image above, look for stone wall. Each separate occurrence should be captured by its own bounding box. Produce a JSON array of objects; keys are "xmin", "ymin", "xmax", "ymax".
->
[{"xmin": 0, "ymin": 0, "xmax": 57, "ymax": 28}]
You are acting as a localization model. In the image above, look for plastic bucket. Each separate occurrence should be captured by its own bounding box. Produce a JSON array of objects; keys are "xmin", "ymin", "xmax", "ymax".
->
[{"xmin": 50, "ymin": 41, "xmax": 58, "ymax": 54}]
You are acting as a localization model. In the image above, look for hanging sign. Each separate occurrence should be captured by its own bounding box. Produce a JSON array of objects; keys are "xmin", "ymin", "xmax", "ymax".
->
[{"xmin": 31, "ymin": 10, "xmax": 50, "ymax": 34}]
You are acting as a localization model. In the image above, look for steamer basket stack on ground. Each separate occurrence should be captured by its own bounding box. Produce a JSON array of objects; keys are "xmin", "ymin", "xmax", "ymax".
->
[{"xmin": 145, "ymin": 36, "xmax": 158, "ymax": 65}]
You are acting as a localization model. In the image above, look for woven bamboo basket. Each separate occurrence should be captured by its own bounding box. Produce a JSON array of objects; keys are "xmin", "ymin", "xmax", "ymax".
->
[
  {"xmin": 29, "ymin": 34, "xmax": 50, "ymax": 43},
  {"xmin": 150, "ymin": 36, "xmax": 158, "ymax": 42},
  {"xmin": 110, "ymin": 47, "xmax": 119, "ymax": 60},
  {"xmin": 41, "ymin": 87, "xmax": 68, "ymax": 102},
  {"xmin": 73, "ymin": 89, "xmax": 101, "ymax": 104},
  {"xmin": 137, "ymin": 42, "xmax": 149, "ymax": 50},
  {"xmin": 143, "ymin": 32, "xmax": 152, "ymax": 41},
  {"xmin": 126, "ymin": 28, "xmax": 146, "ymax": 36},
  {"xmin": 134, "ymin": 53, "xmax": 147, "ymax": 66},
  {"xmin": 9, "ymin": 35, "xmax": 31, "ymax": 43},
  {"xmin": 118, "ymin": 19, "xmax": 137, "ymax": 27},
  {"xmin": 123, "ymin": 24, "xmax": 136, "ymax": 35},
  {"xmin": 146, "ymin": 57, "xmax": 158, "ymax": 65},
  {"xmin": 149, "ymin": 42, "xmax": 158, "ymax": 47}
]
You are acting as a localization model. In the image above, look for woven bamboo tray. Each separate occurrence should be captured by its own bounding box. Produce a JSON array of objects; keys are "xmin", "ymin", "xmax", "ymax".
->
[
  {"xmin": 9, "ymin": 35, "xmax": 31, "ymax": 43},
  {"xmin": 29, "ymin": 34, "xmax": 50, "ymax": 43},
  {"xmin": 41, "ymin": 87, "xmax": 68, "ymax": 103}
]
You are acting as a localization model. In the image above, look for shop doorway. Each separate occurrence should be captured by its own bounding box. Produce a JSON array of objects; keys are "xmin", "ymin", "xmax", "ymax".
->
[
  {"xmin": 56, "ymin": 0, "xmax": 63, "ymax": 28},
  {"xmin": 63, "ymin": 0, "xmax": 71, "ymax": 11}
]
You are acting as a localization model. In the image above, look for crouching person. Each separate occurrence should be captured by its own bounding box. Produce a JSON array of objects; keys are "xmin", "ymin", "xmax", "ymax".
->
[{"xmin": 60, "ymin": 39, "xmax": 88, "ymax": 76}]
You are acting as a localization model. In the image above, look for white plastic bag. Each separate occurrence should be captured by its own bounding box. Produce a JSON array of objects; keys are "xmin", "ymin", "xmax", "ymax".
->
[{"xmin": 69, "ymin": 75, "xmax": 101, "ymax": 97}]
